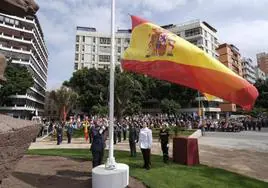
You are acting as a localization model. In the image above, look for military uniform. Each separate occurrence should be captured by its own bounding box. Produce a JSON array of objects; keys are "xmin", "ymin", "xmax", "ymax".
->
[
  {"xmin": 91, "ymin": 125, "xmax": 106, "ymax": 168},
  {"xmin": 159, "ymin": 128, "xmax": 169, "ymax": 163}
]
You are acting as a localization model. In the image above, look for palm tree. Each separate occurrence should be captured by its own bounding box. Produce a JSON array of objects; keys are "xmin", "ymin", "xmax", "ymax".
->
[{"xmin": 49, "ymin": 86, "xmax": 78, "ymax": 121}]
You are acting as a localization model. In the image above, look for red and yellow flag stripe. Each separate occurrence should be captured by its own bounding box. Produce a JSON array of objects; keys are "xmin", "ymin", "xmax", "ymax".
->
[{"xmin": 121, "ymin": 16, "xmax": 258, "ymax": 110}]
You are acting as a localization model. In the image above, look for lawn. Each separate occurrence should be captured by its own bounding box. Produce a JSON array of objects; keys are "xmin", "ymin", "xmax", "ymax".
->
[{"xmin": 27, "ymin": 149, "xmax": 268, "ymax": 188}]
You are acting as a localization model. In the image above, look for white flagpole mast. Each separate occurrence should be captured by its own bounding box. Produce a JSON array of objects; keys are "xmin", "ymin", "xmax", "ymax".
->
[{"xmin": 106, "ymin": 0, "xmax": 116, "ymax": 170}]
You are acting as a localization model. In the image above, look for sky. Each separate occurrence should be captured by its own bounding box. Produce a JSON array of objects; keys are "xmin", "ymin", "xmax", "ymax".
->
[{"xmin": 35, "ymin": 0, "xmax": 268, "ymax": 90}]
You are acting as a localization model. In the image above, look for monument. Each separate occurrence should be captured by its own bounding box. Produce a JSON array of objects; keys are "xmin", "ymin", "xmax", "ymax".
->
[{"xmin": 0, "ymin": 0, "xmax": 40, "ymax": 184}]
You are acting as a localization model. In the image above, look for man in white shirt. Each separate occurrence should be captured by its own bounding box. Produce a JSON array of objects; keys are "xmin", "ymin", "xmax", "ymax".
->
[{"xmin": 139, "ymin": 122, "xmax": 153, "ymax": 170}]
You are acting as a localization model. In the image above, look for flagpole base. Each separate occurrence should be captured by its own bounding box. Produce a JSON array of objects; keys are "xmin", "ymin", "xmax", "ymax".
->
[
  {"xmin": 92, "ymin": 163, "xmax": 129, "ymax": 188},
  {"xmin": 105, "ymin": 156, "xmax": 117, "ymax": 170}
]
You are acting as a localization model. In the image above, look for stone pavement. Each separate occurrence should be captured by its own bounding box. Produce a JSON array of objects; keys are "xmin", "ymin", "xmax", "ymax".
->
[{"xmin": 29, "ymin": 129, "xmax": 268, "ymax": 182}]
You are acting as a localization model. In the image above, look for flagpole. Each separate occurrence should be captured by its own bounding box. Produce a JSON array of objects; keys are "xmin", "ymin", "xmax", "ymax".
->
[{"xmin": 105, "ymin": 0, "xmax": 116, "ymax": 170}]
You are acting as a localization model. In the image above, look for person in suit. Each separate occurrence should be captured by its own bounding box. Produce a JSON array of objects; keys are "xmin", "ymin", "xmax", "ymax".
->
[
  {"xmin": 56, "ymin": 123, "xmax": 63, "ymax": 145},
  {"xmin": 139, "ymin": 122, "xmax": 153, "ymax": 170},
  {"xmin": 128, "ymin": 123, "xmax": 138, "ymax": 157}
]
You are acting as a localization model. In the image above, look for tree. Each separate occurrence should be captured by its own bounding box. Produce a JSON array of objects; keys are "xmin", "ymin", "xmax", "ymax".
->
[
  {"xmin": 114, "ymin": 71, "xmax": 144, "ymax": 120},
  {"xmin": 50, "ymin": 86, "xmax": 78, "ymax": 121},
  {"xmin": 254, "ymin": 79, "xmax": 268, "ymax": 109},
  {"xmin": 160, "ymin": 98, "xmax": 181, "ymax": 119},
  {"xmin": 0, "ymin": 63, "xmax": 34, "ymax": 105}
]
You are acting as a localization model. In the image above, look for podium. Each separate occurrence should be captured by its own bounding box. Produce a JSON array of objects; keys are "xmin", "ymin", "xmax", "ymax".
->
[{"xmin": 173, "ymin": 137, "xmax": 200, "ymax": 165}]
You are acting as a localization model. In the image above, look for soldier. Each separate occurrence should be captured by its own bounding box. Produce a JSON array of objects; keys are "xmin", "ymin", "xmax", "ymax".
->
[
  {"xmin": 122, "ymin": 121, "xmax": 127, "ymax": 141},
  {"xmin": 56, "ymin": 123, "xmax": 63, "ymax": 145},
  {"xmin": 113, "ymin": 124, "xmax": 117, "ymax": 145},
  {"xmin": 91, "ymin": 121, "xmax": 107, "ymax": 168},
  {"xmin": 159, "ymin": 123, "xmax": 170, "ymax": 163},
  {"xmin": 128, "ymin": 123, "xmax": 138, "ymax": 157},
  {"xmin": 117, "ymin": 122, "xmax": 122, "ymax": 143}
]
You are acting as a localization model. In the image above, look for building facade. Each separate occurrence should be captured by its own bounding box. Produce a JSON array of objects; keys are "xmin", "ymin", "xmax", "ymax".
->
[
  {"xmin": 0, "ymin": 13, "xmax": 48, "ymax": 119},
  {"xmin": 242, "ymin": 58, "xmax": 256, "ymax": 84},
  {"xmin": 255, "ymin": 66, "xmax": 266, "ymax": 81},
  {"xmin": 257, "ymin": 52, "xmax": 268, "ymax": 75},
  {"xmin": 163, "ymin": 20, "xmax": 219, "ymax": 59},
  {"xmin": 216, "ymin": 43, "xmax": 243, "ymax": 76},
  {"xmin": 74, "ymin": 26, "xmax": 130, "ymax": 70},
  {"xmin": 43, "ymin": 91, "xmax": 58, "ymax": 121}
]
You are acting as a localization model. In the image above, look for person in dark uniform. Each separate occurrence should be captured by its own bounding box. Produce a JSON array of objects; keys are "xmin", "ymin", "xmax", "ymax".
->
[
  {"xmin": 257, "ymin": 119, "xmax": 262, "ymax": 131},
  {"xmin": 91, "ymin": 122, "xmax": 107, "ymax": 168},
  {"xmin": 113, "ymin": 125, "xmax": 117, "ymax": 144},
  {"xmin": 66, "ymin": 122, "xmax": 74, "ymax": 144},
  {"xmin": 128, "ymin": 123, "xmax": 138, "ymax": 157},
  {"xmin": 159, "ymin": 124, "xmax": 169, "ymax": 163},
  {"xmin": 56, "ymin": 123, "xmax": 63, "ymax": 145},
  {"xmin": 117, "ymin": 123, "xmax": 122, "ymax": 143},
  {"xmin": 123, "ymin": 122, "xmax": 127, "ymax": 141}
]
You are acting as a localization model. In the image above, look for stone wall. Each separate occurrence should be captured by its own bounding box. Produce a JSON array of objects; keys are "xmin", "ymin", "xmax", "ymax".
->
[{"xmin": 0, "ymin": 115, "xmax": 40, "ymax": 183}]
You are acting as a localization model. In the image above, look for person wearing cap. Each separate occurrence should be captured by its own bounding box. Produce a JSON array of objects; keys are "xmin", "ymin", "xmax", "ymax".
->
[
  {"xmin": 128, "ymin": 122, "xmax": 138, "ymax": 157},
  {"xmin": 138, "ymin": 122, "xmax": 152, "ymax": 170},
  {"xmin": 159, "ymin": 123, "xmax": 170, "ymax": 163}
]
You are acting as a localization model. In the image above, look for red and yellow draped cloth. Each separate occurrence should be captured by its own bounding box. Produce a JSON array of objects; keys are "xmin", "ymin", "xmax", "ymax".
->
[{"xmin": 121, "ymin": 16, "xmax": 258, "ymax": 110}]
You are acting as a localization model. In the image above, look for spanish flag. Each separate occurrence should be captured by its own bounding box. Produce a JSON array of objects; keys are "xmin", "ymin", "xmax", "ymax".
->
[{"xmin": 121, "ymin": 16, "xmax": 259, "ymax": 110}]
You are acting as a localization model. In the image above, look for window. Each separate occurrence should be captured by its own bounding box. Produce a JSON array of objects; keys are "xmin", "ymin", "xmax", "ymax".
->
[
  {"xmin": 125, "ymin": 38, "xmax": 130, "ymax": 44},
  {"xmin": 93, "ymin": 45, "xmax": 96, "ymax": 52},
  {"xmin": 117, "ymin": 38, "xmax": 121, "ymax": 44},
  {"xmin": 0, "ymin": 16, "xmax": 3, "ymax": 22},
  {"xmin": 185, "ymin": 27, "xmax": 202, "ymax": 37},
  {"xmin": 100, "ymin": 46, "xmax": 110, "ymax": 53},
  {"xmin": 81, "ymin": 63, "xmax": 84, "ymax": 68},
  {"xmin": 82, "ymin": 45, "xmax": 85, "ymax": 51},
  {"xmin": 205, "ymin": 30, "xmax": 207, "ymax": 37},
  {"xmin": 76, "ymin": 44, "xmax": 79, "ymax": 51},
  {"xmin": 92, "ymin": 55, "xmax": 95, "ymax": 61},
  {"xmin": 82, "ymin": 36, "xmax": 85, "ymax": 42},
  {"xmin": 93, "ymin": 37, "xmax": 96, "ymax": 43},
  {"xmin": 75, "ymin": 53, "xmax": 79, "ymax": 60},
  {"xmin": 205, "ymin": 40, "xmax": 208, "ymax": 47},
  {"xmin": 82, "ymin": 54, "xmax": 84, "ymax": 61},
  {"xmin": 117, "ymin": 47, "xmax": 121, "ymax": 53},
  {"xmin": 117, "ymin": 56, "xmax": 121, "ymax": 62},
  {"xmin": 76, "ymin": 36, "xmax": 79, "ymax": 42},
  {"xmin": 74, "ymin": 63, "xmax": 78, "ymax": 70},
  {"xmin": 100, "ymin": 37, "xmax": 111, "ymax": 44},
  {"xmin": 99, "ymin": 55, "xmax": 110, "ymax": 62}
]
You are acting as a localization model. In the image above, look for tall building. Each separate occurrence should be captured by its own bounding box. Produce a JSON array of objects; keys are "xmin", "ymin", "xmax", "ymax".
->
[
  {"xmin": 255, "ymin": 66, "xmax": 266, "ymax": 81},
  {"xmin": 0, "ymin": 13, "xmax": 48, "ymax": 119},
  {"xmin": 163, "ymin": 20, "xmax": 219, "ymax": 59},
  {"xmin": 242, "ymin": 58, "xmax": 256, "ymax": 84},
  {"xmin": 257, "ymin": 52, "xmax": 268, "ymax": 75},
  {"xmin": 74, "ymin": 26, "xmax": 130, "ymax": 70},
  {"xmin": 216, "ymin": 43, "xmax": 243, "ymax": 76}
]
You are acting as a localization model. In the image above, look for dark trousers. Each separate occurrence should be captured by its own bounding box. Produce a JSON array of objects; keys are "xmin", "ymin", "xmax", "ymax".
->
[
  {"xmin": 67, "ymin": 133, "xmax": 72, "ymax": 143},
  {"xmin": 129, "ymin": 141, "xmax": 136, "ymax": 157},
  {"xmin": 57, "ymin": 135, "xmax": 62, "ymax": 145},
  {"xmin": 92, "ymin": 149, "xmax": 104, "ymax": 168},
  {"xmin": 89, "ymin": 134, "xmax": 92, "ymax": 143},
  {"xmin": 161, "ymin": 142, "xmax": 169, "ymax": 163},
  {"xmin": 118, "ymin": 133, "xmax": 121, "ymax": 142},
  {"xmin": 123, "ymin": 131, "xmax": 127, "ymax": 140},
  {"xmin": 141, "ymin": 148, "xmax": 151, "ymax": 169},
  {"xmin": 114, "ymin": 134, "xmax": 117, "ymax": 144}
]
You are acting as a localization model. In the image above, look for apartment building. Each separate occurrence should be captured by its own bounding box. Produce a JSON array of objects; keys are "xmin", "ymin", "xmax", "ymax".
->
[
  {"xmin": 0, "ymin": 13, "xmax": 48, "ymax": 119},
  {"xmin": 255, "ymin": 66, "xmax": 266, "ymax": 81},
  {"xmin": 74, "ymin": 26, "xmax": 130, "ymax": 70},
  {"xmin": 163, "ymin": 20, "xmax": 219, "ymax": 59},
  {"xmin": 257, "ymin": 52, "xmax": 268, "ymax": 75},
  {"xmin": 242, "ymin": 58, "xmax": 256, "ymax": 84}
]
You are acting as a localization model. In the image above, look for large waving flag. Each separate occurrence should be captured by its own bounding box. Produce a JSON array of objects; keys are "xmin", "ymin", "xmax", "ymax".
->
[{"xmin": 121, "ymin": 16, "xmax": 259, "ymax": 110}]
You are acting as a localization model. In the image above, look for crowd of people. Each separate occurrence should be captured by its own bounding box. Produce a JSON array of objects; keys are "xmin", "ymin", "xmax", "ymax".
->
[{"xmin": 39, "ymin": 113, "xmax": 267, "ymax": 170}]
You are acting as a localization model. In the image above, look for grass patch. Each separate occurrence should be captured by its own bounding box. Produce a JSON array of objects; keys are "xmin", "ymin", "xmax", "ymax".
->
[{"xmin": 27, "ymin": 149, "xmax": 268, "ymax": 188}]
